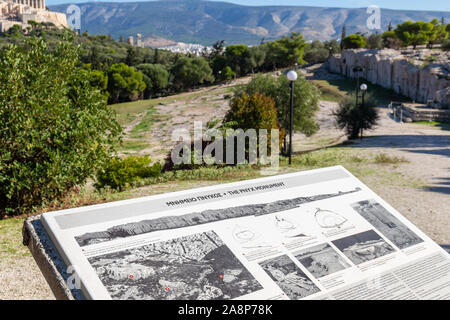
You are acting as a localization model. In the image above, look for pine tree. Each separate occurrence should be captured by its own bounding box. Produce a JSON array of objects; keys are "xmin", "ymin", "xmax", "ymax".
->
[
  {"xmin": 388, "ymin": 21, "xmax": 393, "ymax": 31},
  {"xmin": 340, "ymin": 25, "xmax": 347, "ymax": 50},
  {"xmin": 153, "ymin": 48, "xmax": 160, "ymax": 64}
]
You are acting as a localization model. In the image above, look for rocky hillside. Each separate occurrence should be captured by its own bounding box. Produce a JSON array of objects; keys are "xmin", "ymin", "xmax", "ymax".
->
[
  {"xmin": 328, "ymin": 49, "xmax": 450, "ymax": 108},
  {"xmin": 50, "ymin": 0, "xmax": 450, "ymax": 45}
]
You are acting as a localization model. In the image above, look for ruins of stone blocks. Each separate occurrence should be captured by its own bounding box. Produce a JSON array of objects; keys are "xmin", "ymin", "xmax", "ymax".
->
[
  {"xmin": 328, "ymin": 49, "xmax": 450, "ymax": 110},
  {"xmin": 127, "ymin": 33, "xmax": 144, "ymax": 48}
]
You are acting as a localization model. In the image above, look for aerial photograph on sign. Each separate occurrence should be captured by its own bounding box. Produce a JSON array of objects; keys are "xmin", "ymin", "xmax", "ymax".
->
[
  {"xmin": 293, "ymin": 243, "xmax": 351, "ymax": 278},
  {"xmin": 259, "ymin": 254, "xmax": 320, "ymax": 299},
  {"xmin": 331, "ymin": 230, "xmax": 396, "ymax": 265},
  {"xmin": 88, "ymin": 231, "xmax": 263, "ymax": 300},
  {"xmin": 351, "ymin": 200, "xmax": 424, "ymax": 249}
]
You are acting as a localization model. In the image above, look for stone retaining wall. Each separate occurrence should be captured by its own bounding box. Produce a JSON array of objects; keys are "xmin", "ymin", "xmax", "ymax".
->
[{"xmin": 328, "ymin": 49, "xmax": 450, "ymax": 109}]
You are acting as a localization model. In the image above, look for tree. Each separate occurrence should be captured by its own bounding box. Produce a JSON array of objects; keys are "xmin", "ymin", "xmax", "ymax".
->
[
  {"xmin": 0, "ymin": 38, "xmax": 122, "ymax": 216},
  {"xmin": 125, "ymin": 46, "xmax": 141, "ymax": 66},
  {"xmin": 395, "ymin": 21, "xmax": 436, "ymax": 49},
  {"xmin": 219, "ymin": 66, "xmax": 235, "ymax": 81},
  {"xmin": 265, "ymin": 32, "xmax": 306, "ymax": 70},
  {"xmin": 432, "ymin": 20, "xmax": 449, "ymax": 46},
  {"xmin": 171, "ymin": 57, "xmax": 214, "ymax": 90},
  {"xmin": 304, "ymin": 41, "xmax": 330, "ymax": 64},
  {"xmin": 245, "ymin": 45, "xmax": 267, "ymax": 74},
  {"xmin": 234, "ymin": 74, "xmax": 320, "ymax": 150},
  {"xmin": 107, "ymin": 63, "xmax": 146, "ymax": 103},
  {"xmin": 211, "ymin": 40, "xmax": 226, "ymax": 58},
  {"xmin": 388, "ymin": 21, "xmax": 393, "ymax": 31},
  {"xmin": 340, "ymin": 25, "xmax": 347, "ymax": 50},
  {"xmin": 224, "ymin": 93, "xmax": 281, "ymax": 161},
  {"xmin": 367, "ymin": 33, "xmax": 383, "ymax": 49},
  {"xmin": 334, "ymin": 93, "xmax": 379, "ymax": 139},
  {"xmin": 341, "ymin": 34, "xmax": 366, "ymax": 49},
  {"xmin": 382, "ymin": 31, "xmax": 403, "ymax": 49},
  {"xmin": 224, "ymin": 44, "xmax": 248, "ymax": 77},
  {"xmin": 136, "ymin": 64, "xmax": 170, "ymax": 98},
  {"xmin": 442, "ymin": 39, "xmax": 450, "ymax": 51},
  {"xmin": 324, "ymin": 39, "xmax": 341, "ymax": 55},
  {"xmin": 225, "ymin": 93, "xmax": 279, "ymax": 132}
]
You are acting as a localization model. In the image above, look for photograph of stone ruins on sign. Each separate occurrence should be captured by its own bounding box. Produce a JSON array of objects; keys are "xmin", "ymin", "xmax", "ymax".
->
[
  {"xmin": 351, "ymin": 200, "xmax": 423, "ymax": 249},
  {"xmin": 88, "ymin": 231, "xmax": 263, "ymax": 300},
  {"xmin": 332, "ymin": 230, "xmax": 396, "ymax": 265},
  {"xmin": 259, "ymin": 255, "xmax": 320, "ymax": 299},
  {"xmin": 293, "ymin": 243, "xmax": 351, "ymax": 279}
]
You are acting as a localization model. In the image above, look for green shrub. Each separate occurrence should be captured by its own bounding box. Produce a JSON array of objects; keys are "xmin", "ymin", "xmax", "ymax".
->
[
  {"xmin": 334, "ymin": 92, "xmax": 379, "ymax": 139},
  {"xmin": 0, "ymin": 38, "xmax": 122, "ymax": 217},
  {"xmin": 95, "ymin": 156, "xmax": 162, "ymax": 190}
]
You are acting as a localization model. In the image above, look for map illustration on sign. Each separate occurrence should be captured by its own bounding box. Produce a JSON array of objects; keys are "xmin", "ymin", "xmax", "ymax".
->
[{"xmin": 89, "ymin": 231, "xmax": 263, "ymax": 300}]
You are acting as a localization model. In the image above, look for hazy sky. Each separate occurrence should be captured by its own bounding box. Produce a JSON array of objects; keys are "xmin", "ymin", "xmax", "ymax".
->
[{"xmin": 45, "ymin": 0, "xmax": 450, "ymax": 12}]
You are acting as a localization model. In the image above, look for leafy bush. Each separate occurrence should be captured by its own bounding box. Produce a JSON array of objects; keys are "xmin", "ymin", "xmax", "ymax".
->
[
  {"xmin": 96, "ymin": 156, "xmax": 161, "ymax": 190},
  {"xmin": 334, "ymin": 92, "xmax": 379, "ymax": 139},
  {"xmin": 0, "ymin": 38, "xmax": 122, "ymax": 217}
]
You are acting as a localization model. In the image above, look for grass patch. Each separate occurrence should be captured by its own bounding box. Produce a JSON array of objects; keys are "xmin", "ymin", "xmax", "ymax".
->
[
  {"xmin": 312, "ymin": 78, "xmax": 411, "ymax": 105},
  {"xmin": 130, "ymin": 107, "xmax": 157, "ymax": 134},
  {"xmin": 0, "ymin": 218, "xmax": 29, "ymax": 259},
  {"xmin": 374, "ymin": 153, "xmax": 409, "ymax": 164},
  {"xmin": 413, "ymin": 121, "xmax": 450, "ymax": 131},
  {"xmin": 118, "ymin": 139, "xmax": 149, "ymax": 152}
]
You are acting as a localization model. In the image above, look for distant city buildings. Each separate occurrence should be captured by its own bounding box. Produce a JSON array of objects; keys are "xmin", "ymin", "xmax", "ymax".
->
[
  {"xmin": 124, "ymin": 33, "xmax": 212, "ymax": 55},
  {"xmin": 156, "ymin": 42, "xmax": 213, "ymax": 56}
]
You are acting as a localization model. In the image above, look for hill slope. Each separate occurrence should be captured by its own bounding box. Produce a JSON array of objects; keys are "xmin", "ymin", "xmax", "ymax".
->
[{"xmin": 50, "ymin": 0, "xmax": 450, "ymax": 45}]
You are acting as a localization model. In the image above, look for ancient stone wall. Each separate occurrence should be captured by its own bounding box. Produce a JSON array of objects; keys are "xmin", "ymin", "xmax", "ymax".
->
[{"xmin": 328, "ymin": 49, "xmax": 450, "ymax": 109}]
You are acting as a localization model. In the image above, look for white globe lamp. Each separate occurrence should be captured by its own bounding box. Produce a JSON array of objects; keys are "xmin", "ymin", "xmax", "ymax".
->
[{"xmin": 287, "ymin": 70, "xmax": 298, "ymax": 82}]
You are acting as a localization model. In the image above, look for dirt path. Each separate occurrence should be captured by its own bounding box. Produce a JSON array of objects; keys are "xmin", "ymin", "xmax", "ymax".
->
[{"xmin": 347, "ymin": 109, "xmax": 450, "ymax": 244}]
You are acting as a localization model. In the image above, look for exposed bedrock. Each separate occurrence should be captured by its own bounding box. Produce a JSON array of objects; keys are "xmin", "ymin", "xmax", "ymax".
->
[{"xmin": 328, "ymin": 49, "xmax": 450, "ymax": 108}]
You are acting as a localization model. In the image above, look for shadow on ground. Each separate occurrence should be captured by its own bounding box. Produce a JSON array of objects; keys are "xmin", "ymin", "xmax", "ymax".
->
[
  {"xmin": 345, "ymin": 135, "xmax": 450, "ymax": 150},
  {"xmin": 423, "ymin": 176, "xmax": 450, "ymax": 195},
  {"xmin": 339, "ymin": 135, "xmax": 450, "ymax": 195}
]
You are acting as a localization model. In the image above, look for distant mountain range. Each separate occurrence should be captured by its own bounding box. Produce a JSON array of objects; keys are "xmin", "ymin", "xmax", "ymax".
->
[{"xmin": 50, "ymin": 0, "xmax": 450, "ymax": 45}]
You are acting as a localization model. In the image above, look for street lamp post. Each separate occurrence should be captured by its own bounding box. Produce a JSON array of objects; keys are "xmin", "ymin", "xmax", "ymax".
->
[
  {"xmin": 360, "ymin": 83, "xmax": 368, "ymax": 140},
  {"xmin": 353, "ymin": 66, "xmax": 363, "ymax": 106},
  {"xmin": 287, "ymin": 70, "xmax": 298, "ymax": 165}
]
